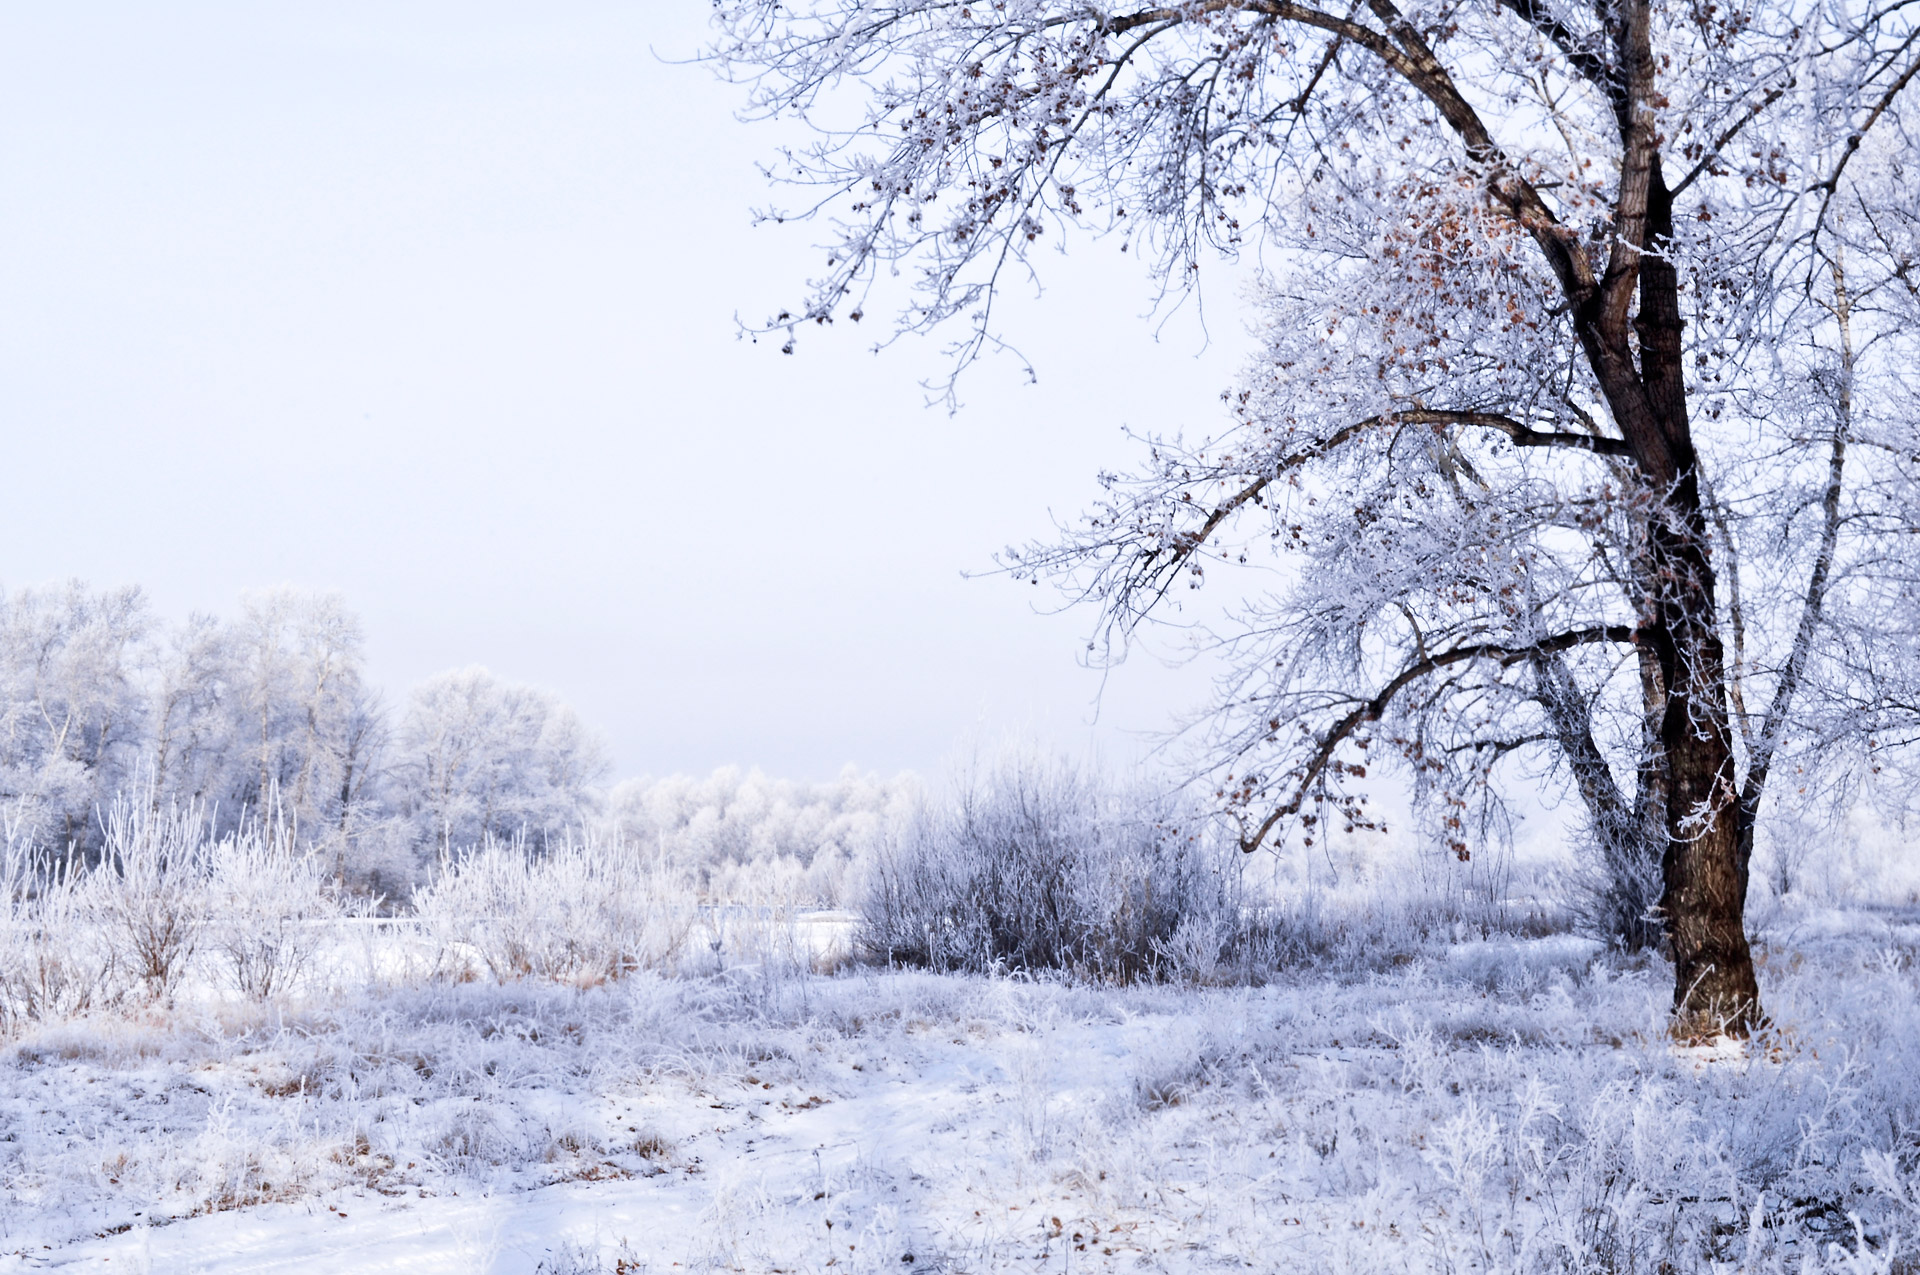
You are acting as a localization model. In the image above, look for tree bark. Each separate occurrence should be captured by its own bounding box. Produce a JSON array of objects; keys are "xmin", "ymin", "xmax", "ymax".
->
[{"xmin": 1647, "ymin": 532, "xmax": 1761, "ymax": 1035}]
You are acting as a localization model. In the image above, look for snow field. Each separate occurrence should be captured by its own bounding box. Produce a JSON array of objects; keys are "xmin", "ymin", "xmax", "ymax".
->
[{"xmin": 3, "ymin": 913, "xmax": 1919, "ymax": 1274}]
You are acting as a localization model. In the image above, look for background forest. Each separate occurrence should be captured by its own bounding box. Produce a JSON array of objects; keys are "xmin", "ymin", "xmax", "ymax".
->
[{"xmin": 0, "ymin": 581, "xmax": 913, "ymax": 904}]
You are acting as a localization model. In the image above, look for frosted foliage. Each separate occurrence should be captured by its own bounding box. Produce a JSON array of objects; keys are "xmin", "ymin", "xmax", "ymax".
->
[
  {"xmin": 391, "ymin": 666, "xmax": 610, "ymax": 863},
  {"xmin": 605, "ymin": 766, "xmax": 919, "ymax": 907}
]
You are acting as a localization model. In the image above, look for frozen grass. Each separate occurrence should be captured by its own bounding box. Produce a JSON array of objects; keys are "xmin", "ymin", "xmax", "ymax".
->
[{"xmin": 3, "ymin": 912, "xmax": 1919, "ymax": 1273}]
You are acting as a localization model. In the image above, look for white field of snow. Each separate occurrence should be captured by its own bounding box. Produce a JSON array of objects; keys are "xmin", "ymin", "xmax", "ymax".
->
[{"xmin": 4, "ymin": 905, "xmax": 1920, "ymax": 1275}]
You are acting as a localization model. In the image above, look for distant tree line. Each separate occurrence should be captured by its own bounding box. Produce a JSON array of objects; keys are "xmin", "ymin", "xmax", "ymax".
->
[
  {"xmin": 0, "ymin": 581, "xmax": 922, "ymax": 905},
  {"xmin": 0, "ymin": 582, "xmax": 606, "ymax": 891}
]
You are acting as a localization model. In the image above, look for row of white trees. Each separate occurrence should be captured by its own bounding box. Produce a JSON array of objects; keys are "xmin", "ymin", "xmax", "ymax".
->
[
  {"xmin": 606, "ymin": 764, "xmax": 922, "ymax": 906},
  {"xmin": 0, "ymin": 583, "xmax": 606, "ymax": 885}
]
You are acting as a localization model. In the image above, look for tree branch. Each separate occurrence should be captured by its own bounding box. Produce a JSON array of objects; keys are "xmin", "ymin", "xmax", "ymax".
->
[
  {"xmin": 1670, "ymin": 80, "xmax": 1792, "ymax": 198},
  {"xmin": 1165, "ymin": 408, "xmax": 1627, "ymax": 564},
  {"xmin": 1489, "ymin": 0, "xmax": 1618, "ymax": 105},
  {"xmin": 1240, "ymin": 624, "xmax": 1637, "ymax": 850},
  {"xmin": 1105, "ymin": 0, "xmax": 1599, "ymax": 301},
  {"xmin": 1816, "ymin": 33, "xmax": 1920, "ymax": 207},
  {"xmin": 1737, "ymin": 255, "xmax": 1856, "ymax": 846}
]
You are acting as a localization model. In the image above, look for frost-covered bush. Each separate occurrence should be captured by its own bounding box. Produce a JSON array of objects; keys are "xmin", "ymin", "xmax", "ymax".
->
[
  {"xmin": 0, "ymin": 841, "xmax": 116, "ymax": 1031},
  {"xmin": 0, "ymin": 799, "xmax": 341, "ymax": 1028},
  {"xmin": 1563, "ymin": 824, "xmax": 1666, "ymax": 951},
  {"xmin": 859, "ymin": 755, "xmax": 1234, "ymax": 980},
  {"xmin": 413, "ymin": 836, "xmax": 694, "ymax": 983},
  {"xmin": 94, "ymin": 799, "xmax": 341, "ymax": 1005},
  {"xmin": 205, "ymin": 824, "xmax": 339, "ymax": 998},
  {"xmin": 91, "ymin": 798, "xmax": 216, "ymax": 1005},
  {"xmin": 856, "ymin": 749, "xmax": 1594, "ymax": 984}
]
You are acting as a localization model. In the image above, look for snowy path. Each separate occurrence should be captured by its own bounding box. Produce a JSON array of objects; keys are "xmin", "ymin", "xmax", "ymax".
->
[
  {"xmin": 13, "ymin": 1178, "xmax": 708, "ymax": 1274},
  {"xmin": 4, "ymin": 1004, "xmax": 1177, "ymax": 1274}
]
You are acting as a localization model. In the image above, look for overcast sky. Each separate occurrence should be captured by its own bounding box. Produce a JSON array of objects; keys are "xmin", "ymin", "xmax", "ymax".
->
[{"xmin": 0, "ymin": 3, "xmax": 1257, "ymax": 782}]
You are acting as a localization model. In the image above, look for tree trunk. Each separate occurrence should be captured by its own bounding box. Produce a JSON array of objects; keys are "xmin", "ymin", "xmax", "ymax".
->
[
  {"xmin": 1647, "ymin": 541, "xmax": 1761, "ymax": 1035},
  {"xmin": 1639, "ymin": 175, "xmax": 1761, "ymax": 1037},
  {"xmin": 1581, "ymin": 158, "xmax": 1763, "ymax": 1035}
]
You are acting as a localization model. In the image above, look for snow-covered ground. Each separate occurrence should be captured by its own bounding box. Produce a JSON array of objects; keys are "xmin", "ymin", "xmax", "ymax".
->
[{"xmin": 4, "ymin": 908, "xmax": 1920, "ymax": 1274}]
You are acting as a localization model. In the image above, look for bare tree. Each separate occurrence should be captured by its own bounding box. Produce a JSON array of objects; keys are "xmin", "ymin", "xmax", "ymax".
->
[{"xmin": 714, "ymin": 0, "xmax": 1920, "ymax": 1033}]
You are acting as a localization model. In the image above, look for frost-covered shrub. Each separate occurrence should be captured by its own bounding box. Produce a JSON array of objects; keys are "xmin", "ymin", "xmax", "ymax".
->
[
  {"xmin": 1563, "ymin": 824, "xmax": 1665, "ymax": 951},
  {"xmin": 855, "ymin": 751, "xmax": 1571, "ymax": 985},
  {"xmin": 206, "ymin": 825, "xmax": 339, "ymax": 999},
  {"xmin": 3, "ymin": 799, "xmax": 343, "ymax": 1026},
  {"xmin": 427, "ymin": 1105, "xmax": 525, "ymax": 1174},
  {"xmin": 0, "ymin": 842, "xmax": 117, "ymax": 1031},
  {"xmin": 92, "ymin": 798, "xmax": 215, "ymax": 1005},
  {"xmin": 413, "ymin": 836, "xmax": 694, "ymax": 983},
  {"xmin": 859, "ymin": 755, "xmax": 1233, "ymax": 980}
]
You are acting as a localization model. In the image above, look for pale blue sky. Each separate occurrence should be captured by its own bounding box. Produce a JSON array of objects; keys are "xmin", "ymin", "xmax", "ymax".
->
[{"xmin": 0, "ymin": 2, "xmax": 1252, "ymax": 781}]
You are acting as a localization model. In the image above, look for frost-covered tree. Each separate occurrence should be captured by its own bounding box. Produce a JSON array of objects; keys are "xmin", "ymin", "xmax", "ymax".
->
[
  {"xmin": 149, "ymin": 613, "xmax": 238, "ymax": 813},
  {"xmin": 324, "ymin": 688, "xmax": 391, "ymax": 875},
  {"xmin": 0, "ymin": 583, "xmax": 152, "ymax": 854},
  {"xmin": 392, "ymin": 667, "xmax": 608, "ymax": 863},
  {"xmin": 147, "ymin": 592, "xmax": 390, "ymax": 880},
  {"xmin": 714, "ymin": 0, "xmax": 1920, "ymax": 1032},
  {"xmin": 219, "ymin": 590, "xmax": 383, "ymax": 851}
]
